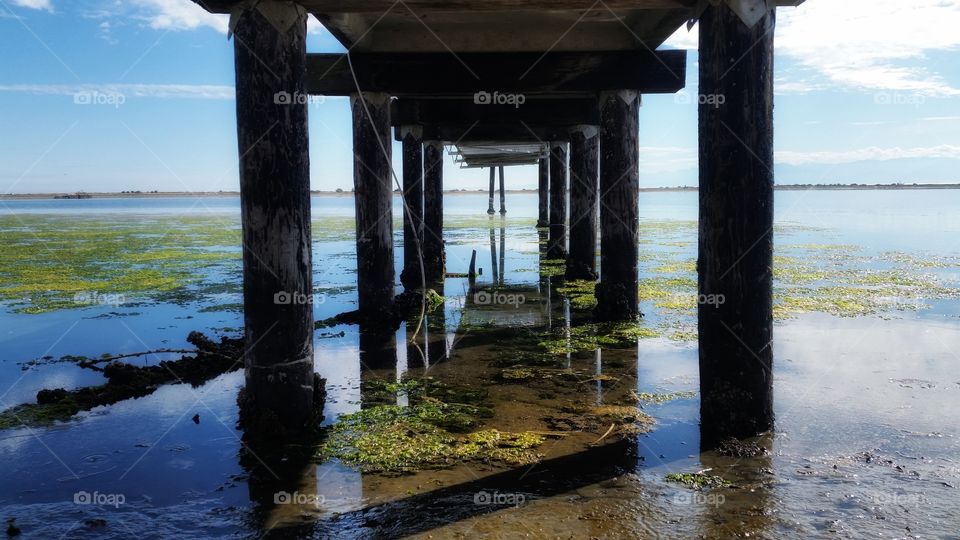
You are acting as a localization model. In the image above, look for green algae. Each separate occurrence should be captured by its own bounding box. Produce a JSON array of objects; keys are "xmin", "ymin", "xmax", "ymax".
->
[
  {"xmin": 633, "ymin": 391, "xmax": 696, "ymax": 404},
  {"xmin": 539, "ymin": 258, "xmax": 566, "ymax": 277},
  {"xmin": 319, "ymin": 389, "xmax": 545, "ymax": 474},
  {"xmin": 538, "ymin": 322, "xmax": 658, "ymax": 355},
  {"xmin": 666, "ymin": 472, "xmax": 731, "ymax": 489},
  {"xmin": 556, "ymin": 279, "xmax": 598, "ymax": 310}
]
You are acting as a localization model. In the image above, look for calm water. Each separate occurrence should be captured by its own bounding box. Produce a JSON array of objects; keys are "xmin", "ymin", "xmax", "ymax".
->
[{"xmin": 0, "ymin": 191, "xmax": 958, "ymax": 539}]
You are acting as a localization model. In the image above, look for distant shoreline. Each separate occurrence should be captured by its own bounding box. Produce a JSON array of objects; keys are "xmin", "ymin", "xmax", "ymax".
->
[{"xmin": 2, "ymin": 184, "xmax": 959, "ymax": 200}]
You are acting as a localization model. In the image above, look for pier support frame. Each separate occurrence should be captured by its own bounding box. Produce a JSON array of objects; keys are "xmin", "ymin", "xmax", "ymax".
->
[
  {"xmin": 352, "ymin": 92, "xmax": 395, "ymax": 319},
  {"xmin": 400, "ymin": 126, "xmax": 424, "ymax": 290},
  {"xmin": 698, "ymin": 4, "xmax": 776, "ymax": 443},
  {"xmin": 233, "ymin": 5, "xmax": 315, "ymax": 431},
  {"xmin": 566, "ymin": 125, "xmax": 599, "ymax": 281},
  {"xmin": 595, "ymin": 91, "xmax": 640, "ymax": 321},
  {"xmin": 547, "ymin": 142, "xmax": 568, "ymax": 260},
  {"xmin": 537, "ymin": 156, "xmax": 549, "ymax": 228},
  {"xmin": 423, "ymin": 140, "xmax": 446, "ymax": 282}
]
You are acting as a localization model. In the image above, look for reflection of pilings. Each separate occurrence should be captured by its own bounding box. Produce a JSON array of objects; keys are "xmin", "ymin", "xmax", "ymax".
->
[
  {"xmin": 498, "ymin": 165, "xmax": 507, "ymax": 214},
  {"xmin": 566, "ymin": 125, "xmax": 600, "ymax": 281},
  {"xmin": 547, "ymin": 141, "xmax": 568, "ymax": 259},
  {"xmin": 426, "ymin": 281, "xmax": 448, "ymax": 364},
  {"xmin": 358, "ymin": 321, "xmax": 398, "ymax": 373},
  {"xmin": 499, "ymin": 217, "xmax": 506, "ymax": 284},
  {"xmin": 489, "ymin": 218, "xmax": 498, "ymax": 283},
  {"xmin": 486, "ymin": 167, "xmax": 496, "ymax": 215},
  {"xmin": 699, "ymin": 434, "xmax": 774, "ymax": 538},
  {"xmin": 423, "ymin": 141, "xmax": 446, "ymax": 282},
  {"xmin": 233, "ymin": 6, "xmax": 315, "ymax": 430},
  {"xmin": 241, "ymin": 444, "xmax": 317, "ymax": 534},
  {"xmin": 698, "ymin": 4, "xmax": 775, "ymax": 444},
  {"xmin": 595, "ymin": 91, "xmax": 640, "ymax": 321},
  {"xmin": 537, "ymin": 156, "xmax": 549, "ymax": 228},
  {"xmin": 400, "ymin": 126, "xmax": 424, "ymax": 290},
  {"xmin": 352, "ymin": 92, "xmax": 395, "ymax": 320}
]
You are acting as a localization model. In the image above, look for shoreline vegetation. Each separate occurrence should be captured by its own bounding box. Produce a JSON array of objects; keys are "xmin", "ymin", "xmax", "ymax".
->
[{"xmin": 2, "ymin": 183, "xmax": 960, "ymax": 200}]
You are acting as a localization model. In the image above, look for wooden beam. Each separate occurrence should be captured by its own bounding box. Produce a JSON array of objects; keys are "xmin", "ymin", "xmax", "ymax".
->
[
  {"xmin": 698, "ymin": 4, "xmax": 776, "ymax": 444},
  {"xmin": 402, "ymin": 124, "xmax": 575, "ymax": 143},
  {"xmin": 399, "ymin": 126, "xmax": 424, "ymax": 290},
  {"xmin": 307, "ymin": 50, "xmax": 686, "ymax": 96},
  {"xmin": 199, "ymin": 0, "xmax": 697, "ymax": 14},
  {"xmin": 352, "ymin": 92, "xmax": 395, "ymax": 319},
  {"xmin": 232, "ymin": 6, "xmax": 316, "ymax": 432},
  {"xmin": 391, "ymin": 98, "xmax": 600, "ymax": 128},
  {"xmin": 537, "ymin": 157, "xmax": 549, "ymax": 228},
  {"xmin": 423, "ymin": 141, "xmax": 446, "ymax": 282},
  {"xmin": 547, "ymin": 142, "xmax": 568, "ymax": 259},
  {"xmin": 594, "ymin": 91, "xmax": 640, "ymax": 321},
  {"xmin": 565, "ymin": 125, "xmax": 599, "ymax": 281}
]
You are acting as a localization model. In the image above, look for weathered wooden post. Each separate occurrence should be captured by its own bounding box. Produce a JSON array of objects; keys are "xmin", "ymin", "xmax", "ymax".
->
[
  {"xmin": 566, "ymin": 125, "xmax": 599, "ymax": 281},
  {"xmin": 423, "ymin": 140, "xmax": 446, "ymax": 282},
  {"xmin": 352, "ymin": 92, "xmax": 395, "ymax": 320},
  {"xmin": 537, "ymin": 156, "xmax": 549, "ymax": 228},
  {"xmin": 232, "ymin": 4, "xmax": 315, "ymax": 431},
  {"xmin": 486, "ymin": 167, "xmax": 496, "ymax": 215},
  {"xmin": 547, "ymin": 142, "xmax": 568, "ymax": 259},
  {"xmin": 595, "ymin": 91, "xmax": 640, "ymax": 321},
  {"xmin": 698, "ymin": 4, "xmax": 776, "ymax": 443},
  {"xmin": 498, "ymin": 165, "xmax": 507, "ymax": 214},
  {"xmin": 400, "ymin": 125, "xmax": 424, "ymax": 290}
]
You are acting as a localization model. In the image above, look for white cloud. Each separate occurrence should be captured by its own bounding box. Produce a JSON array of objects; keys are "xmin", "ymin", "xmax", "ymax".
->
[
  {"xmin": 11, "ymin": 0, "xmax": 53, "ymax": 11},
  {"xmin": 128, "ymin": 0, "xmax": 327, "ymax": 34},
  {"xmin": 777, "ymin": 145, "xmax": 960, "ymax": 166},
  {"xmin": 0, "ymin": 83, "xmax": 235, "ymax": 100},
  {"xmin": 640, "ymin": 144, "xmax": 960, "ymax": 173},
  {"xmin": 665, "ymin": 0, "xmax": 960, "ymax": 96}
]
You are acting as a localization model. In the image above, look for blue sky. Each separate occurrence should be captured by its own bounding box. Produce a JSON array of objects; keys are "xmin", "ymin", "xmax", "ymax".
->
[{"xmin": 1, "ymin": 0, "xmax": 958, "ymax": 193}]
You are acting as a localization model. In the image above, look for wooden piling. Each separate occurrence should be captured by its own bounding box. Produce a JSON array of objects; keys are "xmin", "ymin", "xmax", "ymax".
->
[
  {"xmin": 595, "ymin": 91, "xmax": 640, "ymax": 321},
  {"xmin": 232, "ymin": 5, "xmax": 315, "ymax": 431},
  {"xmin": 423, "ymin": 140, "xmax": 446, "ymax": 282},
  {"xmin": 547, "ymin": 142, "xmax": 568, "ymax": 260},
  {"xmin": 487, "ymin": 167, "xmax": 496, "ymax": 215},
  {"xmin": 565, "ymin": 125, "xmax": 599, "ymax": 281},
  {"xmin": 498, "ymin": 165, "xmax": 507, "ymax": 214},
  {"xmin": 400, "ymin": 126, "xmax": 424, "ymax": 290},
  {"xmin": 352, "ymin": 92, "xmax": 395, "ymax": 319},
  {"xmin": 698, "ymin": 4, "xmax": 776, "ymax": 443},
  {"xmin": 537, "ymin": 156, "xmax": 550, "ymax": 228}
]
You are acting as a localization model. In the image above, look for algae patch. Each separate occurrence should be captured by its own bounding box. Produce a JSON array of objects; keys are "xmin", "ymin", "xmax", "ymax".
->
[{"xmin": 666, "ymin": 472, "xmax": 731, "ymax": 489}]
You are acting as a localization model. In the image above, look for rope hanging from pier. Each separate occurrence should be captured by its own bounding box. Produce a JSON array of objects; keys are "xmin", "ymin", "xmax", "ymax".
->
[{"xmin": 228, "ymin": 0, "xmax": 308, "ymax": 38}]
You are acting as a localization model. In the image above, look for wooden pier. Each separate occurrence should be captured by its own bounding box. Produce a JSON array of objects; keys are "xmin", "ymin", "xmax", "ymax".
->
[{"xmin": 200, "ymin": 0, "xmax": 803, "ymax": 441}]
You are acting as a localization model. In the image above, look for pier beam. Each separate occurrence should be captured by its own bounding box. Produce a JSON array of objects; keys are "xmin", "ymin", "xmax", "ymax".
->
[
  {"xmin": 352, "ymin": 92, "xmax": 395, "ymax": 319},
  {"xmin": 698, "ymin": 4, "xmax": 776, "ymax": 443},
  {"xmin": 400, "ymin": 126, "xmax": 424, "ymax": 290},
  {"xmin": 486, "ymin": 167, "xmax": 496, "ymax": 215},
  {"xmin": 547, "ymin": 142, "xmax": 568, "ymax": 260},
  {"xmin": 423, "ymin": 140, "xmax": 446, "ymax": 282},
  {"xmin": 498, "ymin": 165, "xmax": 507, "ymax": 214},
  {"xmin": 565, "ymin": 125, "xmax": 599, "ymax": 281},
  {"xmin": 595, "ymin": 91, "xmax": 640, "ymax": 321},
  {"xmin": 537, "ymin": 156, "xmax": 549, "ymax": 228},
  {"xmin": 232, "ymin": 4, "xmax": 315, "ymax": 431}
]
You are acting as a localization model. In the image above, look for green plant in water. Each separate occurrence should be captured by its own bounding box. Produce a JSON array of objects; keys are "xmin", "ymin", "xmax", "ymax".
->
[{"xmin": 666, "ymin": 472, "xmax": 731, "ymax": 489}]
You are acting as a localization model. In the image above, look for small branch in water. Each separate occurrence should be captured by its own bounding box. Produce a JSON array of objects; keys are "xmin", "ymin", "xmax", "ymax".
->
[
  {"xmin": 78, "ymin": 349, "xmax": 200, "ymax": 369},
  {"xmin": 589, "ymin": 423, "xmax": 616, "ymax": 446}
]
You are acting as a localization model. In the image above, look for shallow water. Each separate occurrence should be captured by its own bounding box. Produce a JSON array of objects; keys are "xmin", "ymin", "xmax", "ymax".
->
[{"xmin": 1, "ymin": 191, "xmax": 958, "ymax": 539}]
